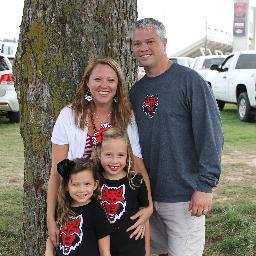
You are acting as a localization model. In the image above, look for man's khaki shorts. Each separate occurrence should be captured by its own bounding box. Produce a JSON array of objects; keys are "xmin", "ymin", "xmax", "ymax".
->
[{"xmin": 150, "ymin": 201, "xmax": 205, "ymax": 256}]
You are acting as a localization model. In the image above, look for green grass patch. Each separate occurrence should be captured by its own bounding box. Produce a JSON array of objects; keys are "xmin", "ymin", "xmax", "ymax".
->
[
  {"xmin": 221, "ymin": 104, "xmax": 256, "ymax": 152},
  {"xmin": 0, "ymin": 188, "xmax": 23, "ymax": 256},
  {"xmin": 205, "ymin": 203, "xmax": 256, "ymax": 256},
  {"xmin": 0, "ymin": 105, "xmax": 255, "ymax": 255},
  {"xmin": 0, "ymin": 117, "xmax": 24, "ymax": 172},
  {"xmin": 0, "ymin": 117, "xmax": 24, "ymax": 256}
]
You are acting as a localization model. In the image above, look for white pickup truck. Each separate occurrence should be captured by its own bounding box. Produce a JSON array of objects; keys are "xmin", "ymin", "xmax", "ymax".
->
[{"xmin": 207, "ymin": 50, "xmax": 256, "ymax": 122}]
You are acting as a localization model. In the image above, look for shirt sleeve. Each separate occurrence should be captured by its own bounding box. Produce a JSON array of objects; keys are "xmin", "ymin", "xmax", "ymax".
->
[
  {"xmin": 188, "ymin": 74, "xmax": 224, "ymax": 193},
  {"xmin": 94, "ymin": 203, "xmax": 112, "ymax": 239},
  {"xmin": 127, "ymin": 112, "xmax": 142, "ymax": 158},
  {"xmin": 51, "ymin": 106, "xmax": 71, "ymax": 145}
]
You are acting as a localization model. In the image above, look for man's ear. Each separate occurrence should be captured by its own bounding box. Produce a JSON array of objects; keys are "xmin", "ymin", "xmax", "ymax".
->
[
  {"xmin": 162, "ymin": 38, "xmax": 167, "ymax": 48},
  {"xmin": 162, "ymin": 37, "xmax": 167, "ymax": 44}
]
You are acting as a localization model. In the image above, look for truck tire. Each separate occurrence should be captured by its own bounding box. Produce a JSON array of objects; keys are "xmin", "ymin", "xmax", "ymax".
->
[
  {"xmin": 216, "ymin": 100, "xmax": 225, "ymax": 111},
  {"xmin": 237, "ymin": 92, "xmax": 252, "ymax": 122},
  {"xmin": 8, "ymin": 111, "xmax": 20, "ymax": 123}
]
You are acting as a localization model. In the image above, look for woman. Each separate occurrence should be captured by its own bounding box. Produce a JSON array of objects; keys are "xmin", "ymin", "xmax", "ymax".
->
[{"xmin": 47, "ymin": 58, "xmax": 153, "ymax": 248}]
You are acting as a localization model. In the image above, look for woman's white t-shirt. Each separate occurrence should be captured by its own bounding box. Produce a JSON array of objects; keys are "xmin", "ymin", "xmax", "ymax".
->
[{"xmin": 51, "ymin": 106, "xmax": 142, "ymax": 160}]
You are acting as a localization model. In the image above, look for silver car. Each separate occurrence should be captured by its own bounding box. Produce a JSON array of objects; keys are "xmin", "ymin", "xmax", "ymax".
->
[{"xmin": 0, "ymin": 53, "xmax": 19, "ymax": 123}]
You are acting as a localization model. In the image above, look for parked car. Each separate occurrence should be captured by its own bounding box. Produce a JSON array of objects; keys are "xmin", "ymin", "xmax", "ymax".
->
[
  {"xmin": 138, "ymin": 65, "xmax": 146, "ymax": 80},
  {"xmin": 190, "ymin": 55, "xmax": 227, "ymax": 80},
  {"xmin": 6, "ymin": 54, "xmax": 15, "ymax": 66},
  {"xmin": 138, "ymin": 57, "xmax": 193, "ymax": 80},
  {"xmin": 0, "ymin": 53, "xmax": 19, "ymax": 123},
  {"xmin": 207, "ymin": 50, "xmax": 256, "ymax": 122},
  {"xmin": 169, "ymin": 56, "xmax": 193, "ymax": 67}
]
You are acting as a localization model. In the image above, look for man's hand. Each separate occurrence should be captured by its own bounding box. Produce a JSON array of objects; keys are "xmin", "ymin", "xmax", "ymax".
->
[{"xmin": 189, "ymin": 191, "xmax": 213, "ymax": 217}]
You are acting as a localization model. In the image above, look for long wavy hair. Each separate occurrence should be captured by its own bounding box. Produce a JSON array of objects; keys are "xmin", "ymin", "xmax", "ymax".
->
[
  {"xmin": 57, "ymin": 158, "xmax": 100, "ymax": 227},
  {"xmin": 92, "ymin": 128, "xmax": 141, "ymax": 190},
  {"xmin": 72, "ymin": 58, "xmax": 132, "ymax": 129}
]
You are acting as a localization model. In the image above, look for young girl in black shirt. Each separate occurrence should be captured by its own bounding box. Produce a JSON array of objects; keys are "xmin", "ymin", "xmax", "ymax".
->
[
  {"xmin": 45, "ymin": 158, "xmax": 111, "ymax": 256},
  {"xmin": 93, "ymin": 128, "xmax": 149, "ymax": 256}
]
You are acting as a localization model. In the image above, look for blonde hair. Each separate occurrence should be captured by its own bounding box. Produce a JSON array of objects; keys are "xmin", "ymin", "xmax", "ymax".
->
[
  {"xmin": 57, "ymin": 158, "xmax": 100, "ymax": 227},
  {"xmin": 72, "ymin": 58, "xmax": 131, "ymax": 129},
  {"xmin": 93, "ymin": 128, "xmax": 141, "ymax": 190}
]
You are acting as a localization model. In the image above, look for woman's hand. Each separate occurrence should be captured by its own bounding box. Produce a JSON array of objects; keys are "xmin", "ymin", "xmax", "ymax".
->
[
  {"xmin": 126, "ymin": 205, "xmax": 153, "ymax": 239},
  {"xmin": 133, "ymin": 224, "xmax": 146, "ymax": 240},
  {"xmin": 45, "ymin": 237, "xmax": 55, "ymax": 256},
  {"xmin": 47, "ymin": 218, "xmax": 59, "ymax": 247},
  {"xmin": 45, "ymin": 247, "xmax": 54, "ymax": 256}
]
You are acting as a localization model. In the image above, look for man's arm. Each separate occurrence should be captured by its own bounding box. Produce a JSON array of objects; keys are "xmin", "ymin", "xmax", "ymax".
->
[{"xmin": 189, "ymin": 75, "xmax": 224, "ymax": 216}]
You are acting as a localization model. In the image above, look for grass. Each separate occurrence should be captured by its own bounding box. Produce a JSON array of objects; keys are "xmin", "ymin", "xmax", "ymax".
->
[
  {"xmin": 204, "ymin": 104, "xmax": 256, "ymax": 255},
  {"xmin": 221, "ymin": 104, "xmax": 256, "ymax": 152},
  {"xmin": 0, "ymin": 104, "xmax": 255, "ymax": 255},
  {"xmin": 0, "ymin": 189, "xmax": 23, "ymax": 256},
  {"xmin": 0, "ymin": 117, "xmax": 24, "ymax": 256},
  {"xmin": 204, "ymin": 203, "xmax": 256, "ymax": 256}
]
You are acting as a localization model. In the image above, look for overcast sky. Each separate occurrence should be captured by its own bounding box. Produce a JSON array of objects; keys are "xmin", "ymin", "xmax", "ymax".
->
[{"xmin": 0, "ymin": 0, "xmax": 234, "ymax": 55}]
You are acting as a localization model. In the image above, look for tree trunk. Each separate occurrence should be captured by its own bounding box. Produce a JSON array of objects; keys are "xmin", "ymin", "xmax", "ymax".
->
[{"xmin": 14, "ymin": 0, "xmax": 137, "ymax": 255}]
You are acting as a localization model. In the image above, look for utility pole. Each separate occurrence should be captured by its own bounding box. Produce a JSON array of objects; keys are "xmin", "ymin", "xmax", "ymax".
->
[
  {"xmin": 253, "ymin": 7, "xmax": 256, "ymax": 49},
  {"xmin": 204, "ymin": 16, "xmax": 208, "ymax": 55}
]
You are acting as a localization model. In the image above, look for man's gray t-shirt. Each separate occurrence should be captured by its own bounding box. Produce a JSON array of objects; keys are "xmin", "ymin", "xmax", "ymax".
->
[{"xmin": 130, "ymin": 63, "xmax": 223, "ymax": 203}]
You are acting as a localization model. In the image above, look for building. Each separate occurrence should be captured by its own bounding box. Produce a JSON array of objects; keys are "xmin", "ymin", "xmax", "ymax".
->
[
  {"xmin": 172, "ymin": 13, "xmax": 233, "ymax": 57},
  {"xmin": 233, "ymin": 0, "xmax": 256, "ymax": 51},
  {"xmin": 173, "ymin": 0, "xmax": 256, "ymax": 57},
  {"xmin": 0, "ymin": 41, "xmax": 18, "ymax": 56}
]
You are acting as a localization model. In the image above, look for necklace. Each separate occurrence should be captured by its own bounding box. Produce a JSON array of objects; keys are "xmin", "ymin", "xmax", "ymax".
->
[
  {"xmin": 93, "ymin": 111, "xmax": 111, "ymax": 124},
  {"xmin": 91, "ymin": 111, "xmax": 112, "ymax": 132}
]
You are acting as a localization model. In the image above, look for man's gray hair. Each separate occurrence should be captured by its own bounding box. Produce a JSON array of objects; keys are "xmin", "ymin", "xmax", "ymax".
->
[{"xmin": 131, "ymin": 18, "xmax": 166, "ymax": 39}]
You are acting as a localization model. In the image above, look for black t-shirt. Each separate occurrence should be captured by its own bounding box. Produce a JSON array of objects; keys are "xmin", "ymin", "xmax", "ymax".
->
[
  {"xmin": 100, "ymin": 174, "xmax": 149, "ymax": 256},
  {"xmin": 56, "ymin": 199, "xmax": 112, "ymax": 256}
]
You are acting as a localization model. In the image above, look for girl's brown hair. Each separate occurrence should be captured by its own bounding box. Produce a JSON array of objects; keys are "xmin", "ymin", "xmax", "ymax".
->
[
  {"xmin": 72, "ymin": 58, "xmax": 132, "ymax": 129},
  {"xmin": 57, "ymin": 158, "xmax": 100, "ymax": 227}
]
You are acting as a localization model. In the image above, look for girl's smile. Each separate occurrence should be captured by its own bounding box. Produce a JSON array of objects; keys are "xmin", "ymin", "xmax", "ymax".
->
[
  {"xmin": 100, "ymin": 138, "xmax": 127, "ymax": 180},
  {"xmin": 67, "ymin": 170, "xmax": 98, "ymax": 207}
]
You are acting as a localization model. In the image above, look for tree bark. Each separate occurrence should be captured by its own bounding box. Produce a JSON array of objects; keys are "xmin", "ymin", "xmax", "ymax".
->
[{"xmin": 14, "ymin": 0, "xmax": 137, "ymax": 255}]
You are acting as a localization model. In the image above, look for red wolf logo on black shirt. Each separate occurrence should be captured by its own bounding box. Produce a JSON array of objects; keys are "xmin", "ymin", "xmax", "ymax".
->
[
  {"xmin": 100, "ymin": 184, "xmax": 126, "ymax": 224},
  {"xmin": 143, "ymin": 95, "xmax": 159, "ymax": 118},
  {"xmin": 59, "ymin": 215, "xmax": 83, "ymax": 255}
]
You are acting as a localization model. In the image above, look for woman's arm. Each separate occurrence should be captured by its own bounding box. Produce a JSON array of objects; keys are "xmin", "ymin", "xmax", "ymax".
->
[
  {"xmin": 47, "ymin": 144, "xmax": 68, "ymax": 246},
  {"xmin": 98, "ymin": 236, "xmax": 111, "ymax": 256},
  {"xmin": 145, "ymin": 221, "xmax": 150, "ymax": 256},
  {"xmin": 127, "ymin": 156, "xmax": 153, "ymax": 237},
  {"xmin": 133, "ymin": 156, "xmax": 153, "ymax": 207},
  {"xmin": 45, "ymin": 237, "xmax": 55, "ymax": 256}
]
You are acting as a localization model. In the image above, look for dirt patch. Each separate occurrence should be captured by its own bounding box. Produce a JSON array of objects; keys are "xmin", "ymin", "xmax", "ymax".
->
[
  {"xmin": 222, "ymin": 150, "xmax": 256, "ymax": 167},
  {"xmin": 0, "ymin": 167, "xmax": 23, "ymax": 192},
  {"xmin": 214, "ymin": 150, "xmax": 256, "ymax": 204}
]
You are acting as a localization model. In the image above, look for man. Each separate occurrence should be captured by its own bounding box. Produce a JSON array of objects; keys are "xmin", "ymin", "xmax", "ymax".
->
[{"xmin": 129, "ymin": 18, "xmax": 223, "ymax": 256}]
